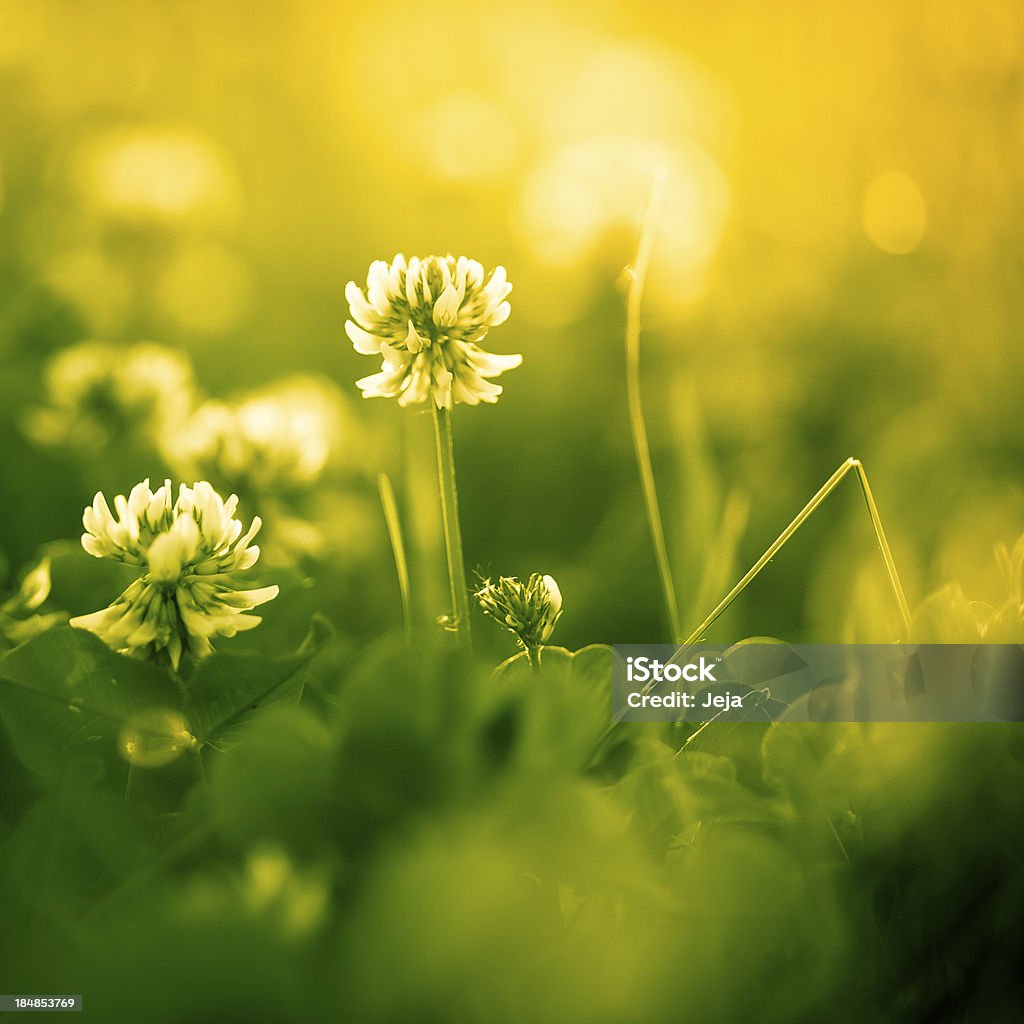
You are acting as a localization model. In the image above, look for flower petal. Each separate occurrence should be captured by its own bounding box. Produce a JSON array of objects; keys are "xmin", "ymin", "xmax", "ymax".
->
[
  {"xmin": 432, "ymin": 283, "xmax": 462, "ymax": 327},
  {"xmin": 345, "ymin": 281, "xmax": 381, "ymax": 328},
  {"xmin": 468, "ymin": 348, "xmax": 522, "ymax": 377},
  {"xmin": 346, "ymin": 320, "xmax": 384, "ymax": 355}
]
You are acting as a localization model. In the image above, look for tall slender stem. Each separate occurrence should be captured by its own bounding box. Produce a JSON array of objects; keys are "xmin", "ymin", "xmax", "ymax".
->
[
  {"xmin": 432, "ymin": 404, "xmax": 472, "ymax": 649},
  {"xmin": 626, "ymin": 169, "xmax": 682, "ymax": 642}
]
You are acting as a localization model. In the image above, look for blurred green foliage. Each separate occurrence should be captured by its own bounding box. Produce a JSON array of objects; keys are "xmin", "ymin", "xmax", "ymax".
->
[{"xmin": 2, "ymin": 625, "xmax": 1023, "ymax": 1021}]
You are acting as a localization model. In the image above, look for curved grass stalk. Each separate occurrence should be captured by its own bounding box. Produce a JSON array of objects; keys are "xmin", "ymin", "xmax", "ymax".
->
[
  {"xmin": 432, "ymin": 404, "xmax": 472, "ymax": 649},
  {"xmin": 377, "ymin": 472, "xmax": 412, "ymax": 643},
  {"xmin": 626, "ymin": 170, "xmax": 682, "ymax": 642},
  {"xmin": 681, "ymin": 457, "xmax": 912, "ymax": 646},
  {"xmin": 584, "ymin": 457, "xmax": 912, "ymax": 771}
]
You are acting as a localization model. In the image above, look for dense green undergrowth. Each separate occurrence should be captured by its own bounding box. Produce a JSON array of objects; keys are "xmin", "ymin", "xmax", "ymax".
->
[{"xmin": 2, "ymin": 578, "xmax": 1023, "ymax": 1022}]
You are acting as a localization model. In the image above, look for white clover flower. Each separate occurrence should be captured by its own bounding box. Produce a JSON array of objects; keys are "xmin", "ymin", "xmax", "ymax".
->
[
  {"xmin": 81, "ymin": 478, "xmax": 176, "ymax": 565},
  {"xmin": 71, "ymin": 479, "xmax": 278, "ymax": 669},
  {"xmin": 23, "ymin": 340, "xmax": 195, "ymax": 449},
  {"xmin": 475, "ymin": 572, "xmax": 563, "ymax": 652},
  {"xmin": 345, "ymin": 254, "xmax": 522, "ymax": 408},
  {"xmin": 164, "ymin": 377, "xmax": 347, "ymax": 494}
]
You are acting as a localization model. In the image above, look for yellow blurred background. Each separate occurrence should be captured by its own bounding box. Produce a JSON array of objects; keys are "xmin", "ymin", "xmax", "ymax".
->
[{"xmin": 2, "ymin": 0, "xmax": 1022, "ymax": 645}]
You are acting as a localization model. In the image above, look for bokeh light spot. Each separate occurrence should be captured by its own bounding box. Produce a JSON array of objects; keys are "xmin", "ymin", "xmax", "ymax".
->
[
  {"xmin": 76, "ymin": 127, "xmax": 242, "ymax": 228},
  {"xmin": 544, "ymin": 43, "xmax": 732, "ymax": 151},
  {"xmin": 862, "ymin": 171, "xmax": 928, "ymax": 255},
  {"xmin": 119, "ymin": 709, "xmax": 197, "ymax": 769},
  {"xmin": 518, "ymin": 137, "xmax": 730, "ymax": 314},
  {"xmin": 409, "ymin": 92, "xmax": 520, "ymax": 184},
  {"xmin": 44, "ymin": 249, "xmax": 132, "ymax": 334},
  {"xmin": 0, "ymin": 0, "xmax": 50, "ymax": 69},
  {"xmin": 156, "ymin": 243, "xmax": 252, "ymax": 334}
]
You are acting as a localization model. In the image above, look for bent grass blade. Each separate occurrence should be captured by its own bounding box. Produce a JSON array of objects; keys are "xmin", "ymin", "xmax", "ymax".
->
[
  {"xmin": 681, "ymin": 457, "xmax": 912, "ymax": 647},
  {"xmin": 585, "ymin": 457, "xmax": 912, "ymax": 769}
]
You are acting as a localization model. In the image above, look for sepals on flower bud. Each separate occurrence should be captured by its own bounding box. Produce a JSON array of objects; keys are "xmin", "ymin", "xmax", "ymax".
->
[{"xmin": 475, "ymin": 572, "xmax": 563, "ymax": 653}]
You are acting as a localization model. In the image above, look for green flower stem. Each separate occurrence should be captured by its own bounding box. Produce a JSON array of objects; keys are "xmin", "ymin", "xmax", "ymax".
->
[
  {"xmin": 526, "ymin": 645, "xmax": 542, "ymax": 673},
  {"xmin": 432, "ymin": 404, "xmax": 472, "ymax": 649},
  {"xmin": 626, "ymin": 171, "xmax": 682, "ymax": 643}
]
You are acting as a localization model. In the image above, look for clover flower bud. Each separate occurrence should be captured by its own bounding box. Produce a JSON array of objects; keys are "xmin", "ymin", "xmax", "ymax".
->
[{"xmin": 475, "ymin": 572, "xmax": 563, "ymax": 652}]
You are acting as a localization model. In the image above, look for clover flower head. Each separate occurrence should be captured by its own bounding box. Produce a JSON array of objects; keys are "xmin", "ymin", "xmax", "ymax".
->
[
  {"xmin": 24, "ymin": 340, "xmax": 194, "ymax": 449},
  {"xmin": 165, "ymin": 377, "xmax": 346, "ymax": 493},
  {"xmin": 345, "ymin": 253, "xmax": 521, "ymax": 408},
  {"xmin": 71, "ymin": 478, "xmax": 278, "ymax": 669},
  {"xmin": 81, "ymin": 477, "xmax": 176, "ymax": 565},
  {"xmin": 475, "ymin": 572, "xmax": 563, "ymax": 651}
]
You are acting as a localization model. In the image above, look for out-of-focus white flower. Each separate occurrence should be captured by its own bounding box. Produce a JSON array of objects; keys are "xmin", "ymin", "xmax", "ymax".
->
[
  {"xmin": 475, "ymin": 572, "xmax": 563, "ymax": 651},
  {"xmin": 345, "ymin": 254, "xmax": 521, "ymax": 408},
  {"xmin": 71, "ymin": 479, "xmax": 278, "ymax": 669},
  {"xmin": 1, "ymin": 557, "xmax": 53, "ymax": 615},
  {"xmin": 0, "ymin": 557, "xmax": 64, "ymax": 647},
  {"xmin": 24, "ymin": 340, "xmax": 195, "ymax": 449},
  {"xmin": 77, "ymin": 127, "xmax": 241, "ymax": 229},
  {"xmin": 165, "ymin": 377, "xmax": 346, "ymax": 493}
]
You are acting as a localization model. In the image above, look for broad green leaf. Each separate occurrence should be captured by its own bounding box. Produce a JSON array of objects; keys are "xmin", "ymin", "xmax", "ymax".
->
[
  {"xmin": 209, "ymin": 705, "xmax": 337, "ymax": 851},
  {"xmin": 491, "ymin": 643, "xmax": 613, "ymax": 686},
  {"xmin": 487, "ymin": 643, "xmax": 615, "ymax": 774},
  {"xmin": 0, "ymin": 627, "xmax": 178, "ymax": 776},
  {"xmin": 184, "ymin": 615, "xmax": 332, "ymax": 748},
  {"xmin": 761, "ymin": 720, "xmax": 868, "ymax": 811},
  {"xmin": 328, "ymin": 638, "xmax": 494, "ymax": 828},
  {"xmin": 0, "ymin": 777, "xmax": 161, "ymax": 999},
  {"xmin": 614, "ymin": 737, "xmax": 781, "ymax": 857},
  {"xmin": 0, "ymin": 778, "xmax": 153, "ymax": 923},
  {"xmin": 723, "ymin": 636, "xmax": 808, "ymax": 685}
]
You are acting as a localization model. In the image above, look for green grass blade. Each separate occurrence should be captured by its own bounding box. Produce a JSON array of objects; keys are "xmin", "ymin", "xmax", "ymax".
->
[
  {"xmin": 378, "ymin": 471, "xmax": 413, "ymax": 644},
  {"xmin": 625, "ymin": 170, "xmax": 682, "ymax": 642}
]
